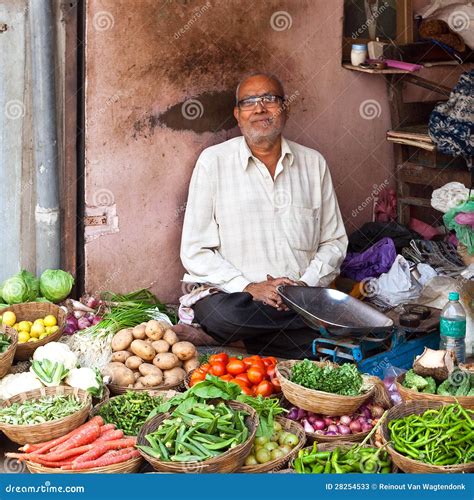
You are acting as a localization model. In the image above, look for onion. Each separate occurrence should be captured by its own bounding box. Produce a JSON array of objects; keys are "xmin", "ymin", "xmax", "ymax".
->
[
  {"xmin": 337, "ymin": 424, "xmax": 351, "ymax": 435},
  {"xmin": 325, "ymin": 431, "xmax": 337, "ymax": 436},
  {"xmin": 73, "ymin": 310, "xmax": 85, "ymax": 319},
  {"xmin": 66, "ymin": 315, "xmax": 78, "ymax": 329},
  {"xmin": 302, "ymin": 419, "xmax": 314, "ymax": 433},
  {"xmin": 287, "ymin": 409, "xmax": 299, "ymax": 421},
  {"xmin": 339, "ymin": 415, "xmax": 351, "ymax": 426},
  {"xmin": 307, "ymin": 415, "xmax": 317, "ymax": 424},
  {"xmin": 91, "ymin": 315, "xmax": 102, "ymax": 325},
  {"xmin": 358, "ymin": 416, "xmax": 367, "ymax": 425},
  {"xmin": 349, "ymin": 420, "xmax": 362, "ymax": 433},
  {"xmin": 312, "ymin": 419, "xmax": 325, "ymax": 431},
  {"xmin": 384, "ymin": 376, "xmax": 395, "ymax": 388},
  {"xmin": 362, "ymin": 407, "xmax": 371, "ymax": 419},
  {"xmin": 297, "ymin": 409, "xmax": 307, "ymax": 421},
  {"xmin": 323, "ymin": 417, "xmax": 334, "ymax": 427},
  {"xmin": 64, "ymin": 325, "xmax": 76, "ymax": 335},
  {"xmin": 86, "ymin": 296, "xmax": 99, "ymax": 309},
  {"xmin": 77, "ymin": 317, "xmax": 91, "ymax": 330},
  {"xmin": 370, "ymin": 405, "xmax": 385, "ymax": 418},
  {"xmin": 361, "ymin": 423, "xmax": 373, "ymax": 433},
  {"xmin": 327, "ymin": 424, "xmax": 338, "ymax": 434}
]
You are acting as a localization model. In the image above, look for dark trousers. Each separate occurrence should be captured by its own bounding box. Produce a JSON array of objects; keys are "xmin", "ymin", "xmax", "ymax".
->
[{"xmin": 193, "ymin": 292, "xmax": 317, "ymax": 359}]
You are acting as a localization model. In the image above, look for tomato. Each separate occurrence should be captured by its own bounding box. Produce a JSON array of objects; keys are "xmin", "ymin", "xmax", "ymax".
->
[
  {"xmin": 271, "ymin": 377, "xmax": 281, "ymax": 392},
  {"xmin": 220, "ymin": 374, "xmax": 234, "ymax": 382},
  {"xmin": 254, "ymin": 380, "xmax": 274, "ymax": 397},
  {"xmin": 247, "ymin": 366, "xmax": 265, "ymax": 385},
  {"xmin": 242, "ymin": 357, "xmax": 254, "ymax": 368},
  {"xmin": 231, "ymin": 379, "xmax": 249, "ymax": 390},
  {"xmin": 209, "ymin": 362, "xmax": 226, "ymax": 377},
  {"xmin": 234, "ymin": 373, "xmax": 251, "ymax": 386},
  {"xmin": 209, "ymin": 353, "xmax": 229, "ymax": 365},
  {"xmin": 266, "ymin": 365, "xmax": 276, "ymax": 379},
  {"xmin": 200, "ymin": 363, "xmax": 211, "ymax": 373},
  {"xmin": 226, "ymin": 359, "xmax": 246, "ymax": 375},
  {"xmin": 250, "ymin": 359, "xmax": 266, "ymax": 372},
  {"xmin": 190, "ymin": 372, "xmax": 206, "ymax": 387},
  {"xmin": 240, "ymin": 386, "xmax": 254, "ymax": 396},
  {"xmin": 263, "ymin": 356, "xmax": 277, "ymax": 367}
]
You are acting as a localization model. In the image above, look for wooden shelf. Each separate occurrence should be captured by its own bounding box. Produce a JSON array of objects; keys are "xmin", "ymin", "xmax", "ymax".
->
[
  {"xmin": 398, "ymin": 162, "xmax": 470, "ymax": 188},
  {"xmin": 342, "ymin": 63, "xmax": 411, "ymax": 74}
]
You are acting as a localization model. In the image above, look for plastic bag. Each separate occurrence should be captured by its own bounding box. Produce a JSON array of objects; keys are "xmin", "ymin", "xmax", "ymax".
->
[
  {"xmin": 443, "ymin": 198, "xmax": 474, "ymax": 254},
  {"xmin": 383, "ymin": 365, "xmax": 406, "ymax": 405}
]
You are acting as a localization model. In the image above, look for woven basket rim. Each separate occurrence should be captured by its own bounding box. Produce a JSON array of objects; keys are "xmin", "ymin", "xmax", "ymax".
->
[
  {"xmin": 137, "ymin": 399, "xmax": 258, "ymax": 471},
  {"xmin": 0, "ymin": 326, "xmax": 18, "ymax": 358},
  {"xmin": 107, "ymin": 379, "xmax": 183, "ymax": 394},
  {"xmin": 276, "ymin": 360, "xmax": 375, "ymax": 400},
  {"xmin": 381, "ymin": 400, "xmax": 474, "ymax": 472},
  {"xmin": 25, "ymin": 455, "xmax": 142, "ymax": 473},
  {"xmin": 0, "ymin": 386, "xmax": 92, "ymax": 430}
]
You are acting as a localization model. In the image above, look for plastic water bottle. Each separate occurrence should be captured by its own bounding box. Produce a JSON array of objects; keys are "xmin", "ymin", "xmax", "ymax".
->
[{"xmin": 439, "ymin": 291, "xmax": 466, "ymax": 363}]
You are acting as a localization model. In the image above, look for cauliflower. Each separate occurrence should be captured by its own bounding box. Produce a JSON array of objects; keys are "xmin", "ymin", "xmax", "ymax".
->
[
  {"xmin": 0, "ymin": 372, "xmax": 43, "ymax": 400},
  {"xmin": 33, "ymin": 342, "xmax": 78, "ymax": 370},
  {"xmin": 65, "ymin": 367, "xmax": 103, "ymax": 397},
  {"xmin": 421, "ymin": 376, "xmax": 437, "ymax": 394}
]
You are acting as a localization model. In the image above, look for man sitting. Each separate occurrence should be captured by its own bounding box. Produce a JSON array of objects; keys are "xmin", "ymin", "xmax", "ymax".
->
[{"xmin": 178, "ymin": 73, "xmax": 348, "ymax": 359}]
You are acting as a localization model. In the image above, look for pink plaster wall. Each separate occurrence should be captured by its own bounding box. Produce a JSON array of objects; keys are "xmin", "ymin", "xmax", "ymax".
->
[{"xmin": 84, "ymin": 0, "xmax": 468, "ymax": 303}]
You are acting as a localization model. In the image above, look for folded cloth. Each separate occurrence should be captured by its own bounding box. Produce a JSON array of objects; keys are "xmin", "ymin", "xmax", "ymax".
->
[
  {"xmin": 431, "ymin": 182, "xmax": 469, "ymax": 213},
  {"xmin": 178, "ymin": 284, "xmax": 221, "ymax": 324},
  {"xmin": 341, "ymin": 237, "xmax": 396, "ymax": 281}
]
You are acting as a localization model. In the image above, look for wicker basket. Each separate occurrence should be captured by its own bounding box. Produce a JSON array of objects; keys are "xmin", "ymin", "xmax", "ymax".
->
[
  {"xmin": 0, "ymin": 303, "xmax": 66, "ymax": 361},
  {"xmin": 276, "ymin": 360, "xmax": 375, "ymax": 416},
  {"xmin": 239, "ymin": 416, "xmax": 306, "ymax": 473},
  {"xmin": 0, "ymin": 386, "xmax": 91, "ymax": 445},
  {"xmin": 305, "ymin": 427, "xmax": 370, "ymax": 444},
  {"xmin": 381, "ymin": 400, "xmax": 474, "ymax": 473},
  {"xmin": 290, "ymin": 441, "xmax": 397, "ymax": 473},
  {"xmin": 396, "ymin": 374, "xmax": 474, "ymax": 410},
  {"xmin": 137, "ymin": 400, "xmax": 258, "ymax": 473},
  {"xmin": 25, "ymin": 455, "xmax": 142, "ymax": 474},
  {"xmin": 0, "ymin": 326, "xmax": 18, "ymax": 378},
  {"xmin": 108, "ymin": 378, "xmax": 184, "ymax": 396}
]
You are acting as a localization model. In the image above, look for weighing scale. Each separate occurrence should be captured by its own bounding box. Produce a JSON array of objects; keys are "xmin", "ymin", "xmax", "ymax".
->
[{"xmin": 277, "ymin": 286, "xmax": 440, "ymax": 376}]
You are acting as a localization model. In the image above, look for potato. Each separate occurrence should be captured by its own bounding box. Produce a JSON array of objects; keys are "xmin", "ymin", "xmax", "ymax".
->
[
  {"xmin": 183, "ymin": 356, "xmax": 200, "ymax": 373},
  {"xmin": 134, "ymin": 381, "xmax": 145, "ymax": 389},
  {"xmin": 172, "ymin": 341, "xmax": 197, "ymax": 361},
  {"xmin": 163, "ymin": 329, "xmax": 178, "ymax": 346},
  {"xmin": 132, "ymin": 324, "xmax": 147, "ymax": 340},
  {"xmin": 153, "ymin": 352, "xmax": 179, "ymax": 370},
  {"xmin": 139, "ymin": 363, "xmax": 163, "ymax": 380},
  {"xmin": 163, "ymin": 367, "xmax": 186, "ymax": 386},
  {"xmin": 142, "ymin": 374, "xmax": 163, "ymax": 387},
  {"xmin": 125, "ymin": 355, "xmax": 144, "ymax": 370},
  {"xmin": 112, "ymin": 328, "xmax": 133, "ymax": 352},
  {"xmin": 152, "ymin": 340, "xmax": 170, "ymax": 353},
  {"xmin": 111, "ymin": 350, "xmax": 132, "ymax": 363},
  {"xmin": 130, "ymin": 339, "xmax": 156, "ymax": 361},
  {"xmin": 102, "ymin": 363, "xmax": 135, "ymax": 387},
  {"xmin": 145, "ymin": 320, "xmax": 166, "ymax": 341},
  {"xmin": 133, "ymin": 372, "xmax": 140, "ymax": 381},
  {"xmin": 144, "ymin": 339, "xmax": 154, "ymax": 346}
]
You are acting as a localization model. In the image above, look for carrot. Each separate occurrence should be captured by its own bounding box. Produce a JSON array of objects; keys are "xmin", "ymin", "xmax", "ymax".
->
[
  {"xmin": 72, "ymin": 438, "xmax": 137, "ymax": 463},
  {"xmin": 99, "ymin": 424, "xmax": 116, "ymax": 434},
  {"xmin": 35, "ymin": 444, "xmax": 97, "ymax": 462},
  {"xmin": 48, "ymin": 422, "xmax": 102, "ymax": 454},
  {"xmin": 22, "ymin": 416, "xmax": 104, "ymax": 456},
  {"xmin": 95, "ymin": 429, "xmax": 124, "ymax": 442},
  {"xmin": 63, "ymin": 449, "xmax": 140, "ymax": 470},
  {"xmin": 24, "ymin": 456, "xmax": 74, "ymax": 468}
]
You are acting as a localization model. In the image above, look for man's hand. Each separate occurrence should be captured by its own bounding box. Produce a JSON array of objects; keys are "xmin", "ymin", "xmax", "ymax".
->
[{"xmin": 244, "ymin": 275, "xmax": 298, "ymax": 310}]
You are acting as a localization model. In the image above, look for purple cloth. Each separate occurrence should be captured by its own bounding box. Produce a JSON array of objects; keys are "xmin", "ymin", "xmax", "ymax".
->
[{"xmin": 341, "ymin": 237, "xmax": 397, "ymax": 282}]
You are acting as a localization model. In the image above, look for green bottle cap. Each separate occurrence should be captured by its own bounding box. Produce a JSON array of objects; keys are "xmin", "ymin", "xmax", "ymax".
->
[{"xmin": 449, "ymin": 292, "xmax": 459, "ymax": 301}]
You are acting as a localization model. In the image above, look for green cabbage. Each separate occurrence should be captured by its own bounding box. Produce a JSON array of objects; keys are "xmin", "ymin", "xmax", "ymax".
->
[
  {"xmin": 0, "ymin": 270, "xmax": 40, "ymax": 304},
  {"xmin": 39, "ymin": 269, "xmax": 74, "ymax": 303}
]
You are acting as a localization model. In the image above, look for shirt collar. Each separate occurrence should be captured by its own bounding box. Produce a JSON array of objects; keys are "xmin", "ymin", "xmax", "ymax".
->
[{"xmin": 239, "ymin": 136, "xmax": 294, "ymax": 170}]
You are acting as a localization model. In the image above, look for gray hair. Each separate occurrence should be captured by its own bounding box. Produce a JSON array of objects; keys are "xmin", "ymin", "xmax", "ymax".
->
[{"xmin": 235, "ymin": 72, "xmax": 285, "ymax": 104}]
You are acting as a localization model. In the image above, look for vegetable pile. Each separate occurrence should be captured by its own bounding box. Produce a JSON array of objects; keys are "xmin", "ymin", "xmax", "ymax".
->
[
  {"xmin": 138, "ymin": 401, "xmax": 249, "ymax": 462},
  {"xmin": 291, "ymin": 359, "xmax": 363, "ymax": 396},
  {"xmin": 388, "ymin": 403, "xmax": 474, "ymax": 466},
  {"xmin": 0, "ymin": 311, "xmax": 59, "ymax": 344},
  {"xmin": 403, "ymin": 368, "xmax": 474, "ymax": 396},
  {"xmin": 0, "ymin": 333, "xmax": 11, "ymax": 354},
  {"xmin": 293, "ymin": 442, "xmax": 392, "ymax": 473},
  {"xmin": 103, "ymin": 320, "xmax": 198, "ymax": 389},
  {"xmin": 287, "ymin": 402, "xmax": 385, "ymax": 436},
  {"xmin": 244, "ymin": 420, "xmax": 299, "ymax": 466},
  {"xmin": 97, "ymin": 391, "xmax": 164, "ymax": 436},
  {"xmin": 7, "ymin": 416, "xmax": 140, "ymax": 470},
  {"xmin": 0, "ymin": 394, "xmax": 85, "ymax": 425},
  {"xmin": 190, "ymin": 353, "xmax": 280, "ymax": 397}
]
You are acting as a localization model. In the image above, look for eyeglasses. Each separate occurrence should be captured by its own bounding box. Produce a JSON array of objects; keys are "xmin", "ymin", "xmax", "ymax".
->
[{"xmin": 237, "ymin": 94, "xmax": 284, "ymax": 110}]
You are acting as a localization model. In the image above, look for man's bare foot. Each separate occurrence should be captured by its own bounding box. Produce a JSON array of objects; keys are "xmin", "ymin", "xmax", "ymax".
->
[{"xmin": 171, "ymin": 324, "xmax": 220, "ymax": 346}]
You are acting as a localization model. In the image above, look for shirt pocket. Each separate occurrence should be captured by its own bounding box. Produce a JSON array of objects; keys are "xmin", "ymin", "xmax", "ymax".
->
[{"xmin": 281, "ymin": 206, "xmax": 319, "ymax": 251}]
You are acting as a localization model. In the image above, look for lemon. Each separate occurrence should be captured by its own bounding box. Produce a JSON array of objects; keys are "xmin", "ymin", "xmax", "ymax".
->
[
  {"xmin": 30, "ymin": 323, "xmax": 45, "ymax": 338},
  {"xmin": 28, "ymin": 337, "xmax": 38, "ymax": 342},
  {"xmin": 18, "ymin": 321, "xmax": 31, "ymax": 333},
  {"xmin": 39, "ymin": 332, "xmax": 48, "ymax": 340},
  {"xmin": 43, "ymin": 315, "xmax": 57, "ymax": 327},
  {"xmin": 45, "ymin": 326, "xmax": 53, "ymax": 335},
  {"xmin": 13, "ymin": 323, "xmax": 19, "ymax": 331},
  {"xmin": 33, "ymin": 318, "xmax": 45, "ymax": 326},
  {"xmin": 49, "ymin": 325, "xmax": 59, "ymax": 334},
  {"xmin": 18, "ymin": 331, "xmax": 30, "ymax": 343},
  {"xmin": 27, "ymin": 321, "xmax": 33, "ymax": 327},
  {"xmin": 2, "ymin": 311, "xmax": 16, "ymax": 327}
]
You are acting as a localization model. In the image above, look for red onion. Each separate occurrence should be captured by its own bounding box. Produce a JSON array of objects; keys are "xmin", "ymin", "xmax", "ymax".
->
[
  {"xmin": 307, "ymin": 415, "xmax": 317, "ymax": 424},
  {"xmin": 337, "ymin": 424, "xmax": 351, "ymax": 435},
  {"xmin": 325, "ymin": 431, "xmax": 337, "ymax": 436},
  {"xmin": 362, "ymin": 408, "xmax": 371, "ymax": 419},
  {"xmin": 302, "ymin": 419, "xmax": 314, "ymax": 433},
  {"xmin": 369, "ymin": 405, "xmax": 385, "ymax": 418},
  {"xmin": 86, "ymin": 296, "xmax": 99, "ymax": 309},
  {"xmin": 327, "ymin": 424, "xmax": 338, "ymax": 434},
  {"xmin": 77, "ymin": 317, "xmax": 91, "ymax": 330},
  {"xmin": 361, "ymin": 423, "xmax": 373, "ymax": 433},
  {"xmin": 66, "ymin": 316, "xmax": 78, "ymax": 329},
  {"xmin": 91, "ymin": 315, "xmax": 102, "ymax": 325},
  {"xmin": 312, "ymin": 419, "xmax": 325, "ymax": 431},
  {"xmin": 323, "ymin": 417, "xmax": 334, "ymax": 427},
  {"xmin": 297, "ymin": 409, "xmax": 307, "ymax": 421},
  {"xmin": 73, "ymin": 310, "xmax": 85, "ymax": 319},
  {"xmin": 287, "ymin": 409, "xmax": 299, "ymax": 421},
  {"xmin": 357, "ymin": 416, "xmax": 367, "ymax": 425},
  {"xmin": 349, "ymin": 421, "xmax": 362, "ymax": 433},
  {"xmin": 339, "ymin": 415, "xmax": 351, "ymax": 426}
]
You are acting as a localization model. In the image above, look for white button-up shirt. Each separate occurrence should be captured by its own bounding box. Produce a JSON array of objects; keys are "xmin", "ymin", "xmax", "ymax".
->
[{"xmin": 180, "ymin": 136, "xmax": 348, "ymax": 293}]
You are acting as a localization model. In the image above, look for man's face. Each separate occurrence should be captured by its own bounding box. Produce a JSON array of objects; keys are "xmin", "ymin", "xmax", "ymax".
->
[{"xmin": 233, "ymin": 75, "xmax": 287, "ymax": 145}]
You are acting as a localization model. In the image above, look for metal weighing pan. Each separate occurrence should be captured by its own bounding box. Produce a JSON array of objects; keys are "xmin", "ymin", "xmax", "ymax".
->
[{"xmin": 277, "ymin": 286, "xmax": 394, "ymax": 339}]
